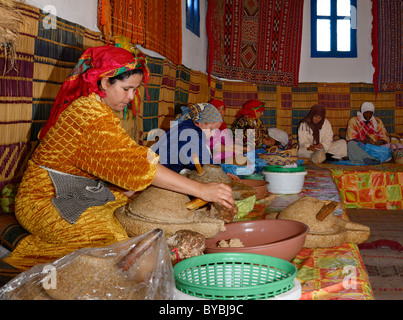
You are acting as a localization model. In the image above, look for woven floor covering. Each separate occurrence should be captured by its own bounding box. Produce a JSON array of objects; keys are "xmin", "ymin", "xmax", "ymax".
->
[{"xmin": 348, "ymin": 208, "xmax": 403, "ymax": 300}]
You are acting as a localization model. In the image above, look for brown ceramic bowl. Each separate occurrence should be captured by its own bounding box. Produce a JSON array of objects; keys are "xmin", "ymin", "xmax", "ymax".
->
[
  {"xmin": 239, "ymin": 179, "xmax": 268, "ymax": 200},
  {"xmin": 204, "ymin": 219, "xmax": 309, "ymax": 261}
]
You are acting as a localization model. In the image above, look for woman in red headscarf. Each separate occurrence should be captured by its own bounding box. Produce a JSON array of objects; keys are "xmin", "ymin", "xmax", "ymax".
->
[
  {"xmin": 209, "ymin": 99, "xmax": 228, "ymax": 131},
  {"xmin": 231, "ymin": 99, "xmax": 275, "ymax": 152},
  {"xmin": 297, "ymin": 104, "xmax": 347, "ymax": 163},
  {"xmin": 4, "ymin": 45, "xmax": 234, "ymax": 271}
]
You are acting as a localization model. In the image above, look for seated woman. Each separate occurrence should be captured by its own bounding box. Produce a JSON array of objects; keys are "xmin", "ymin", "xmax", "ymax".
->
[
  {"xmin": 346, "ymin": 102, "xmax": 390, "ymax": 164},
  {"xmin": 208, "ymin": 99, "xmax": 235, "ymax": 162},
  {"xmin": 267, "ymin": 127, "xmax": 290, "ymax": 150},
  {"xmin": 152, "ymin": 103, "xmax": 224, "ymax": 173},
  {"xmin": 231, "ymin": 99, "xmax": 275, "ymax": 153},
  {"xmin": 297, "ymin": 104, "xmax": 347, "ymax": 163},
  {"xmin": 3, "ymin": 45, "xmax": 234, "ymax": 272}
]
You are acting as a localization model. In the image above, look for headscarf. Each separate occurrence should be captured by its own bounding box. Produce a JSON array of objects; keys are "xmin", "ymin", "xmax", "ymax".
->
[
  {"xmin": 179, "ymin": 103, "xmax": 222, "ymax": 124},
  {"xmin": 236, "ymin": 99, "xmax": 265, "ymax": 119},
  {"xmin": 209, "ymin": 99, "xmax": 227, "ymax": 130},
  {"xmin": 209, "ymin": 99, "xmax": 226, "ymax": 111},
  {"xmin": 357, "ymin": 102, "xmax": 377, "ymax": 130},
  {"xmin": 268, "ymin": 128, "xmax": 289, "ymax": 147},
  {"xmin": 301, "ymin": 104, "xmax": 326, "ymax": 145},
  {"xmin": 39, "ymin": 44, "xmax": 150, "ymax": 140}
]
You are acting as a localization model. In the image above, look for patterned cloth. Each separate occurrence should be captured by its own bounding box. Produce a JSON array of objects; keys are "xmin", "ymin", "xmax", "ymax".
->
[
  {"xmin": 207, "ymin": 0, "xmax": 304, "ymax": 86},
  {"xmin": 324, "ymin": 163, "xmax": 403, "ymax": 210},
  {"xmin": 372, "ymin": 0, "xmax": 403, "ymax": 93},
  {"xmin": 97, "ymin": 0, "xmax": 182, "ymax": 66},
  {"xmin": 231, "ymin": 116, "xmax": 269, "ymax": 150},
  {"xmin": 346, "ymin": 116, "xmax": 389, "ymax": 143},
  {"xmin": 179, "ymin": 103, "xmax": 222, "ymax": 124}
]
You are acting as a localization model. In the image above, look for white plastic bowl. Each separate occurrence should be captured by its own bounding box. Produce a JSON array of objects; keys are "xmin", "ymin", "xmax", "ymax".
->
[{"xmin": 263, "ymin": 171, "xmax": 307, "ymax": 194}]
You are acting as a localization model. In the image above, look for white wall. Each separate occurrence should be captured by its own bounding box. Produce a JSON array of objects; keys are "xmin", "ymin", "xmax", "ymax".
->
[
  {"xmin": 181, "ymin": 0, "xmax": 208, "ymax": 73},
  {"xmin": 27, "ymin": 0, "xmax": 100, "ymax": 31},
  {"xmin": 298, "ymin": 0, "xmax": 374, "ymax": 83},
  {"xmin": 28, "ymin": 0, "xmax": 374, "ymax": 84}
]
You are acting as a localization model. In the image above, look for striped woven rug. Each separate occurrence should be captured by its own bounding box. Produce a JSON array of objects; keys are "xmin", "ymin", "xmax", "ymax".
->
[{"xmin": 348, "ymin": 208, "xmax": 403, "ymax": 300}]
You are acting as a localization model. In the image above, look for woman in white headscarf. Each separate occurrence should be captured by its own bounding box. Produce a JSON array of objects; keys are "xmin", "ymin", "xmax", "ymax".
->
[
  {"xmin": 346, "ymin": 102, "xmax": 389, "ymax": 145},
  {"xmin": 346, "ymin": 102, "xmax": 390, "ymax": 164}
]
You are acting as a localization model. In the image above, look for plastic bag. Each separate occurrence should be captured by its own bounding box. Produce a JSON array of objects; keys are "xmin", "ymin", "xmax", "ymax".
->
[
  {"xmin": 0, "ymin": 229, "xmax": 176, "ymax": 300},
  {"xmin": 220, "ymin": 150, "xmax": 267, "ymax": 176},
  {"xmin": 361, "ymin": 143, "xmax": 391, "ymax": 163}
]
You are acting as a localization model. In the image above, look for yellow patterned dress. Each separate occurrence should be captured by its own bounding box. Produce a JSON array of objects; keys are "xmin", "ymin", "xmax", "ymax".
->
[{"xmin": 4, "ymin": 93, "xmax": 158, "ymax": 271}]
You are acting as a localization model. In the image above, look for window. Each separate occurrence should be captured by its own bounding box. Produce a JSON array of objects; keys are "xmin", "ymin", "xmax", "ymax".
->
[
  {"xmin": 311, "ymin": 0, "xmax": 357, "ymax": 57},
  {"xmin": 186, "ymin": 0, "xmax": 200, "ymax": 37}
]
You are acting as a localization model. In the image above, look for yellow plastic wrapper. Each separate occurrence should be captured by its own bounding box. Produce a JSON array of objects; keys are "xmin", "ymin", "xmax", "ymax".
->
[{"xmin": 0, "ymin": 229, "xmax": 176, "ymax": 300}]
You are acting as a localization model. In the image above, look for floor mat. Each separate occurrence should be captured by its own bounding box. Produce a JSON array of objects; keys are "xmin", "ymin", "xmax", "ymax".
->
[{"xmin": 348, "ymin": 209, "xmax": 403, "ymax": 300}]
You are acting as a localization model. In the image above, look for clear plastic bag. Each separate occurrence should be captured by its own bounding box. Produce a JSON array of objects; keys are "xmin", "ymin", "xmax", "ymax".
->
[{"xmin": 0, "ymin": 229, "xmax": 176, "ymax": 300}]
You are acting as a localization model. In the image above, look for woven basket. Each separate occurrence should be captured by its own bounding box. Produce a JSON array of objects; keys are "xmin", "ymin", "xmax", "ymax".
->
[
  {"xmin": 174, "ymin": 253, "xmax": 297, "ymax": 300},
  {"xmin": 391, "ymin": 142, "xmax": 403, "ymax": 164},
  {"xmin": 258, "ymin": 148, "xmax": 299, "ymax": 166}
]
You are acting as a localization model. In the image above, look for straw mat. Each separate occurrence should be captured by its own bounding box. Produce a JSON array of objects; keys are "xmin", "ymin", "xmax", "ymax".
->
[{"xmin": 348, "ymin": 208, "xmax": 403, "ymax": 300}]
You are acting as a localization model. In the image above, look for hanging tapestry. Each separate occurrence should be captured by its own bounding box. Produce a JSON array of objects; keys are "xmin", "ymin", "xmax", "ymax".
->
[
  {"xmin": 207, "ymin": 0, "xmax": 304, "ymax": 86},
  {"xmin": 371, "ymin": 0, "xmax": 403, "ymax": 94},
  {"xmin": 97, "ymin": 0, "xmax": 182, "ymax": 65}
]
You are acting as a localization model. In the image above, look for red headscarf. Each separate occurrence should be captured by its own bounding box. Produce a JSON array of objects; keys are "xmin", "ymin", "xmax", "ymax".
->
[
  {"xmin": 39, "ymin": 45, "xmax": 149, "ymax": 140},
  {"xmin": 236, "ymin": 99, "xmax": 265, "ymax": 119},
  {"xmin": 209, "ymin": 99, "xmax": 226, "ymax": 111},
  {"xmin": 209, "ymin": 99, "xmax": 227, "ymax": 130}
]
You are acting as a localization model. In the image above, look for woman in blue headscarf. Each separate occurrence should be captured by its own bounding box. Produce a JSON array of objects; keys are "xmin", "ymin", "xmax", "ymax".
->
[{"xmin": 152, "ymin": 103, "xmax": 223, "ymax": 173}]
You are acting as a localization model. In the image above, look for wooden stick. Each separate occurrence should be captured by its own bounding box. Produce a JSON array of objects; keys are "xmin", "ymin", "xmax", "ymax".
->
[
  {"xmin": 192, "ymin": 152, "xmax": 203, "ymax": 174},
  {"xmin": 316, "ymin": 201, "xmax": 339, "ymax": 221},
  {"xmin": 185, "ymin": 198, "xmax": 209, "ymax": 210},
  {"xmin": 186, "ymin": 153, "xmax": 208, "ymax": 209}
]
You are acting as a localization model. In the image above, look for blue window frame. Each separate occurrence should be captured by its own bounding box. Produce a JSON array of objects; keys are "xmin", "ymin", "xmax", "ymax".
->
[
  {"xmin": 311, "ymin": 0, "xmax": 357, "ymax": 58},
  {"xmin": 186, "ymin": 0, "xmax": 200, "ymax": 37}
]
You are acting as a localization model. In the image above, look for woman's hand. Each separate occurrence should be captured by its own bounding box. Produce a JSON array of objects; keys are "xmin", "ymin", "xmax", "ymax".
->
[
  {"xmin": 364, "ymin": 136, "xmax": 375, "ymax": 144},
  {"xmin": 373, "ymin": 139, "xmax": 387, "ymax": 146},
  {"xmin": 226, "ymin": 172, "xmax": 240, "ymax": 182},
  {"xmin": 308, "ymin": 143, "xmax": 323, "ymax": 151},
  {"xmin": 152, "ymin": 163, "xmax": 236, "ymax": 209},
  {"xmin": 197, "ymin": 182, "xmax": 235, "ymax": 209}
]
